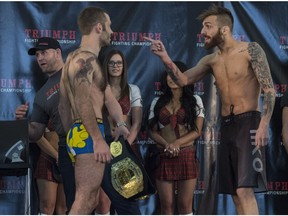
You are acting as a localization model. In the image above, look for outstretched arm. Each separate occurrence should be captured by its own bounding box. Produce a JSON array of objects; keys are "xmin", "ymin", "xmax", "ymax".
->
[
  {"xmin": 249, "ymin": 42, "xmax": 276, "ymax": 148},
  {"xmin": 144, "ymin": 37, "xmax": 210, "ymax": 86}
]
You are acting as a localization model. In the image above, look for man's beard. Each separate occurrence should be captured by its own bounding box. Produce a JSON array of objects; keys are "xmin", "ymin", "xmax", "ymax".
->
[
  {"xmin": 100, "ymin": 31, "xmax": 112, "ymax": 47},
  {"xmin": 204, "ymin": 29, "xmax": 223, "ymax": 50}
]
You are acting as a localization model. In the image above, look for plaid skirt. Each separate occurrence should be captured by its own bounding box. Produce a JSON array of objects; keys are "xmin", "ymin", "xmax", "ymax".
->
[
  {"xmin": 34, "ymin": 151, "xmax": 57, "ymax": 183},
  {"xmin": 155, "ymin": 145, "xmax": 198, "ymax": 181}
]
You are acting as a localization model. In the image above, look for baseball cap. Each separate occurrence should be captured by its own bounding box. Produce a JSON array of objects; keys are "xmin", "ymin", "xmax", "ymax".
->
[{"xmin": 28, "ymin": 37, "xmax": 62, "ymax": 55}]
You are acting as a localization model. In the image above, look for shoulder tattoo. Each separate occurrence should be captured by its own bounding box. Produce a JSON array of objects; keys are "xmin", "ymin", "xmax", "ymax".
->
[
  {"xmin": 248, "ymin": 42, "xmax": 274, "ymax": 89},
  {"xmin": 75, "ymin": 56, "xmax": 95, "ymax": 85}
]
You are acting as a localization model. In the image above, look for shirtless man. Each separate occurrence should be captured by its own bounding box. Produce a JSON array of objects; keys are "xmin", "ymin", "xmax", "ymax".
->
[
  {"xmin": 145, "ymin": 4, "xmax": 275, "ymax": 215},
  {"xmin": 58, "ymin": 6, "xmax": 130, "ymax": 214}
]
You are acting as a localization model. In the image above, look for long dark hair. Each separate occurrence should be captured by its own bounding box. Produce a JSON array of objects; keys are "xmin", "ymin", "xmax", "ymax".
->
[
  {"xmin": 102, "ymin": 49, "xmax": 129, "ymax": 99},
  {"xmin": 148, "ymin": 61, "xmax": 199, "ymax": 132}
]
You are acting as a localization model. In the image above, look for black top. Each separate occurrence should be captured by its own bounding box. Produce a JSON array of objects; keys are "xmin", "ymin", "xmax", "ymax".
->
[{"xmin": 30, "ymin": 69, "xmax": 66, "ymax": 138}]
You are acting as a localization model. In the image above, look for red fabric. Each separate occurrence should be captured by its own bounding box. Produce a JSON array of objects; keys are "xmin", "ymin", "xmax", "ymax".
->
[
  {"xmin": 155, "ymin": 146, "xmax": 198, "ymax": 181},
  {"xmin": 34, "ymin": 151, "xmax": 57, "ymax": 183},
  {"xmin": 159, "ymin": 107, "xmax": 186, "ymax": 138},
  {"xmin": 118, "ymin": 94, "xmax": 131, "ymax": 115}
]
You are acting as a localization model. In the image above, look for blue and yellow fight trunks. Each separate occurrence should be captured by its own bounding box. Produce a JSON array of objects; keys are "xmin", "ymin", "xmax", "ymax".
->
[{"xmin": 66, "ymin": 118, "xmax": 104, "ymax": 162}]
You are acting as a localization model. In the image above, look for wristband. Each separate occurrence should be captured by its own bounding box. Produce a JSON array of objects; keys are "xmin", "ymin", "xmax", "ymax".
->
[{"xmin": 116, "ymin": 121, "xmax": 127, "ymax": 128}]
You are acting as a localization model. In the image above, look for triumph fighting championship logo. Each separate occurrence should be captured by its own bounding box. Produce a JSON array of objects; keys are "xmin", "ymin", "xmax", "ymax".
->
[
  {"xmin": 24, "ymin": 29, "xmax": 77, "ymax": 45},
  {"xmin": 194, "ymin": 81, "xmax": 205, "ymax": 96},
  {"xmin": 154, "ymin": 81, "xmax": 163, "ymax": 96},
  {"xmin": 111, "ymin": 32, "xmax": 161, "ymax": 47},
  {"xmin": 0, "ymin": 178, "xmax": 25, "ymax": 194},
  {"xmin": 274, "ymin": 83, "xmax": 287, "ymax": 97},
  {"xmin": 198, "ymin": 127, "xmax": 221, "ymax": 145},
  {"xmin": 266, "ymin": 181, "xmax": 288, "ymax": 195},
  {"xmin": 0, "ymin": 78, "xmax": 32, "ymax": 93},
  {"xmin": 279, "ymin": 35, "xmax": 288, "ymax": 49}
]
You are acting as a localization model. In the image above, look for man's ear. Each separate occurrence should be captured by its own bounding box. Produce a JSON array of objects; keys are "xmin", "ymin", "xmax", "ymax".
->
[
  {"xmin": 222, "ymin": 26, "xmax": 230, "ymax": 34},
  {"xmin": 96, "ymin": 23, "xmax": 102, "ymax": 33}
]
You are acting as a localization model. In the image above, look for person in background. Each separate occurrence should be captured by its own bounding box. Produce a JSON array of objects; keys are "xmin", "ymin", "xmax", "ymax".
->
[
  {"xmin": 34, "ymin": 119, "xmax": 66, "ymax": 214},
  {"xmin": 15, "ymin": 37, "xmax": 76, "ymax": 213},
  {"xmin": 281, "ymin": 89, "xmax": 288, "ymax": 153},
  {"xmin": 145, "ymin": 4, "xmax": 275, "ymax": 215},
  {"xmin": 94, "ymin": 49, "xmax": 143, "ymax": 215},
  {"xmin": 103, "ymin": 49, "xmax": 143, "ymax": 158},
  {"xmin": 58, "ymin": 6, "xmax": 130, "ymax": 214},
  {"xmin": 148, "ymin": 61, "xmax": 204, "ymax": 214}
]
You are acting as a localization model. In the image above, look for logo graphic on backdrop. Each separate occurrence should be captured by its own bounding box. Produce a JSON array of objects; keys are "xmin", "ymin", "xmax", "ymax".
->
[
  {"xmin": 0, "ymin": 78, "xmax": 32, "ymax": 93},
  {"xmin": 274, "ymin": 83, "xmax": 287, "ymax": 97},
  {"xmin": 260, "ymin": 83, "xmax": 286, "ymax": 98},
  {"xmin": 194, "ymin": 180, "xmax": 205, "ymax": 194},
  {"xmin": 196, "ymin": 33, "xmax": 246, "ymax": 47},
  {"xmin": 154, "ymin": 81, "xmax": 163, "ymax": 96},
  {"xmin": 137, "ymin": 131, "xmax": 155, "ymax": 145},
  {"xmin": 196, "ymin": 34, "xmax": 205, "ymax": 48},
  {"xmin": 0, "ymin": 178, "xmax": 25, "ymax": 194},
  {"xmin": 24, "ymin": 29, "xmax": 77, "ymax": 45},
  {"xmin": 154, "ymin": 81, "xmax": 205, "ymax": 96},
  {"xmin": 279, "ymin": 36, "xmax": 288, "ymax": 49},
  {"xmin": 265, "ymin": 181, "xmax": 288, "ymax": 195},
  {"xmin": 198, "ymin": 127, "xmax": 221, "ymax": 145},
  {"xmin": 233, "ymin": 34, "xmax": 246, "ymax": 42},
  {"xmin": 111, "ymin": 32, "xmax": 161, "ymax": 46},
  {"xmin": 194, "ymin": 81, "xmax": 205, "ymax": 96}
]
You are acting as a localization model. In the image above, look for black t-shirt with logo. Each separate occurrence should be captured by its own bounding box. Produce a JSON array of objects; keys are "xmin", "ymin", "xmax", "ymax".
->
[{"xmin": 30, "ymin": 69, "xmax": 66, "ymax": 138}]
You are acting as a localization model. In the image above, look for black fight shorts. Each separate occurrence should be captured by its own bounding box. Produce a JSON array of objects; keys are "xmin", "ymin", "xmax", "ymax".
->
[{"xmin": 218, "ymin": 111, "xmax": 267, "ymax": 194}]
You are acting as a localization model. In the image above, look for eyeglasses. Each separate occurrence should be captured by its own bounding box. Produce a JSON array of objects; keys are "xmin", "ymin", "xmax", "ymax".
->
[{"xmin": 108, "ymin": 61, "xmax": 123, "ymax": 67}]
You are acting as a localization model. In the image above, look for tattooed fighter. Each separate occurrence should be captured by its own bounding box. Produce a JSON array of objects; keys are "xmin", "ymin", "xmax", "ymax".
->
[
  {"xmin": 145, "ymin": 4, "xmax": 275, "ymax": 215},
  {"xmin": 58, "ymin": 6, "xmax": 129, "ymax": 214}
]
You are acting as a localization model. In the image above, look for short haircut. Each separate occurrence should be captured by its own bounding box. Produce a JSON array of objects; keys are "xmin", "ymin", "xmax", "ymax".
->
[
  {"xmin": 78, "ymin": 6, "xmax": 107, "ymax": 35},
  {"xmin": 197, "ymin": 4, "xmax": 234, "ymax": 31}
]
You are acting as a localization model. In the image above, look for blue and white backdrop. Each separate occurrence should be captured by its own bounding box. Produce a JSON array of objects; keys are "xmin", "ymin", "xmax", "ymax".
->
[{"xmin": 0, "ymin": 1, "xmax": 287, "ymax": 214}]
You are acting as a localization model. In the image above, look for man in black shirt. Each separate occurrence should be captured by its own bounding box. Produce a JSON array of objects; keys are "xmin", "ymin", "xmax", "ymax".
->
[{"xmin": 15, "ymin": 37, "xmax": 75, "ymax": 212}]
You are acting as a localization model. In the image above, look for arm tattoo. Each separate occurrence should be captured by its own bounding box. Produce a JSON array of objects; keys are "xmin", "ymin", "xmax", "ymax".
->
[
  {"xmin": 166, "ymin": 62, "xmax": 180, "ymax": 82},
  {"xmin": 262, "ymin": 91, "xmax": 274, "ymax": 116},
  {"xmin": 248, "ymin": 42, "xmax": 275, "ymax": 117},
  {"xmin": 75, "ymin": 56, "xmax": 95, "ymax": 85},
  {"xmin": 248, "ymin": 42, "xmax": 274, "ymax": 89}
]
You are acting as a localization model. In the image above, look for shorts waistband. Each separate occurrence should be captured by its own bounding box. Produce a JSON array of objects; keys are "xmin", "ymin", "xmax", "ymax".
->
[
  {"xmin": 73, "ymin": 118, "xmax": 103, "ymax": 124},
  {"xmin": 222, "ymin": 111, "xmax": 261, "ymax": 121}
]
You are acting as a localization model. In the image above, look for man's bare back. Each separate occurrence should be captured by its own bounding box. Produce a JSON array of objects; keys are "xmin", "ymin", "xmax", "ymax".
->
[{"xmin": 62, "ymin": 49, "xmax": 106, "ymax": 121}]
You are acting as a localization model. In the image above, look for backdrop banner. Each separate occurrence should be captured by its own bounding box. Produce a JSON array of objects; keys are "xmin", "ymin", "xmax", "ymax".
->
[{"xmin": 0, "ymin": 1, "xmax": 287, "ymax": 214}]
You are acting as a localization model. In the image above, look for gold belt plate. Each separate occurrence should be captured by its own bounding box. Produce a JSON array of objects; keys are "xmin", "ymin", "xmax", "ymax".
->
[{"xmin": 111, "ymin": 157, "xmax": 144, "ymax": 199}]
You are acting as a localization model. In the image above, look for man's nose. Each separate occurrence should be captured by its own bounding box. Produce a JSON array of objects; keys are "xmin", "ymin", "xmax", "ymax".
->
[{"xmin": 200, "ymin": 28, "xmax": 205, "ymax": 35}]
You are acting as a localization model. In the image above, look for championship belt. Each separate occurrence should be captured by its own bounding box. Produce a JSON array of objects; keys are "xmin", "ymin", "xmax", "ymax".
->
[{"xmin": 105, "ymin": 136, "xmax": 156, "ymax": 200}]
